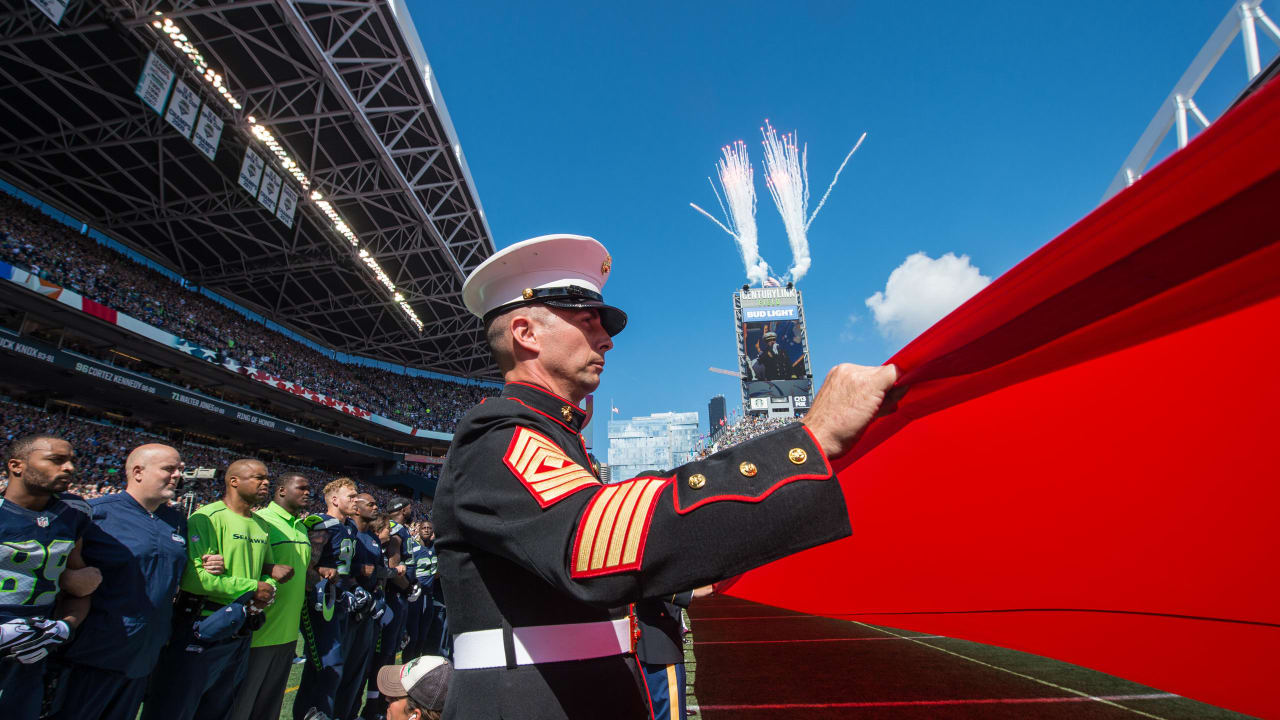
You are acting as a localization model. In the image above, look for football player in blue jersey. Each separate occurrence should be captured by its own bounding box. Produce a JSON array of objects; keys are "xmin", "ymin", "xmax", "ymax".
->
[
  {"xmin": 294, "ymin": 477, "xmax": 358, "ymax": 720},
  {"xmin": 400, "ymin": 521, "xmax": 427, "ymax": 661},
  {"xmin": 362, "ymin": 498, "xmax": 414, "ymax": 720},
  {"xmin": 415, "ymin": 520, "xmax": 448, "ymax": 659},
  {"xmin": 0, "ymin": 434, "xmax": 101, "ymax": 720},
  {"xmin": 336, "ymin": 495, "xmax": 386, "ymax": 720}
]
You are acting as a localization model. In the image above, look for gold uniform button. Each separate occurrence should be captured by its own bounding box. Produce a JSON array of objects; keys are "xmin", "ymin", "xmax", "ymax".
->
[
  {"xmin": 739, "ymin": 462, "xmax": 758, "ymax": 477},
  {"xmin": 522, "ymin": 288, "xmax": 534, "ymax": 299},
  {"xmin": 788, "ymin": 448, "xmax": 808, "ymax": 464},
  {"xmin": 687, "ymin": 474, "xmax": 706, "ymax": 490}
]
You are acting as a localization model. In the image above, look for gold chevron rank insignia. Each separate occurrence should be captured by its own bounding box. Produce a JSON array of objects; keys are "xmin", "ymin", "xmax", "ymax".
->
[
  {"xmin": 571, "ymin": 476, "xmax": 669, "ymax": 578},
  {"xmin": 504, "ymin": 427, "xmax": 601, "ymax": 508}
]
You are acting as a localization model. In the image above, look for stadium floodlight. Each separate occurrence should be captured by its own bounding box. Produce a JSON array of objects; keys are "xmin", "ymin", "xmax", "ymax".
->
[
  {"xmin": 248, "ymin": 119, "xmax": 310, "ymax": 188},
  {"xmin": 149, "ymin": 15, "xmax": 242, "ymax": 110}
]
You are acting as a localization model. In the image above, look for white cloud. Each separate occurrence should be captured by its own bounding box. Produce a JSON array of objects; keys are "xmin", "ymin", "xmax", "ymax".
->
[{"xmin": 865, "ymin": 252, "xmax": 990, "ymax": 342}]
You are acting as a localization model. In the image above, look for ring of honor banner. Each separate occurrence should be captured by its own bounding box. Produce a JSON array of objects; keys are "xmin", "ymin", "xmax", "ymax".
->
[
  {"xmin": 135, "ymin": 51, "xmax": 174, "ymax": 116},
  {"xmin": 717, "ymin": 77, "xmax": 1280, "ymax": 718},
  {"xmin": 238, "ymin": 148, "xmax": 264, "ymax": 196},
  {"xmin": 258, "ymin": 167, "xmax": 282, "ymax": 214},
  {"xmin": 276, "ymin": 184, "xmax": 298, "ymax": 228},
  {"xmin": 164, "ymin": 79, "xmax": 200, "ymax": 139},
  {"xmin": 193, "ymin": 105, "xmax": 223, "ymax": 161}
]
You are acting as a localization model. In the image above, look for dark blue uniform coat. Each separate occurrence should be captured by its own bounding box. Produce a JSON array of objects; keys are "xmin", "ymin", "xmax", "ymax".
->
[{"xmin": 61, "ymin": 492, "xmax": 188, "ymax": 677}]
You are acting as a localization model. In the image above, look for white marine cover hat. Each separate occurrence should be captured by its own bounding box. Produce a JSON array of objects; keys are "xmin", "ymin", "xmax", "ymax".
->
[{"xmin": 461, "ymin": 234, "xmax": 627, "ymax": 336}]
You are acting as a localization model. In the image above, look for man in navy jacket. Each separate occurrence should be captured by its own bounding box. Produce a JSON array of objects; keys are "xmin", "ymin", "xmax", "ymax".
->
[{"xmin": 51, "ymin": 444, "xmax": 193, "ymax": 720}]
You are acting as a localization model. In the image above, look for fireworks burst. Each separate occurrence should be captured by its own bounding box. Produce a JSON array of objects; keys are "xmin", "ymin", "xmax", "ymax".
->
[
  {"xmin": 692, "ymin": 121, "xmax": 865, "ymax": 287},
  {"xmin": 760, "ymin": 121, "xmax": 867, "ymax": 284},
  {"xmin": 690, "ymin": 140, "xmax": 771, "ymax": 286}
]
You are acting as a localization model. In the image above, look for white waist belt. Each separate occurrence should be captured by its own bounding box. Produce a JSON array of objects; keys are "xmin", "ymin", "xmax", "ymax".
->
[{"xmin": 453, "ymin": 617, "xmax": 630, "ymax": 670}]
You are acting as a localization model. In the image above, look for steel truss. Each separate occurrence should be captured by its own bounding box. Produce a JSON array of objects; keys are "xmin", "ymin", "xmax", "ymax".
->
[
  {"xmin": 1103, "ymin": 0, "xmax": 1280, "ymax": 201},
  {"xmin": 0, "ymin": 0, "xmax": 499, "ymax": 377}
]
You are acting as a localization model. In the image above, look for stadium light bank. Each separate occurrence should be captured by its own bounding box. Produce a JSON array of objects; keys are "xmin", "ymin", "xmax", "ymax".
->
[{"xmin": 146, "ymin": 12, "xmax": 425, "ymax": 333}]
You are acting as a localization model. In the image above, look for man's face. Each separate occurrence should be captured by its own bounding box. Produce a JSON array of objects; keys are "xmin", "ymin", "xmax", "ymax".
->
[
  {"xmin": 353, "ymin": 494, "xmax": 378, "ymax": 520},
  {"xmin": 280, "ymin": 476, "xmax": 311, "ymax": 514},
  {"xmin": 332, "ymin": 486, "xmax": 356, "ymax": 515},
  {"xmin": 235, "ymin": 464, "xmax": 271, "ymax": 504},
  {"xmin": 8, "ymin": 439, "xmax": 76, "ymax": 495},
  {"xmin": 535, "ymin": 308, "xmax": 612, "ymax": 397},
  {"xmin": 420, "ymin": 522, "xmax": 434, "ymax": 543},
  {"xmin": 135, "ymin": 448, "xmax": 183, "ymax": 504}
]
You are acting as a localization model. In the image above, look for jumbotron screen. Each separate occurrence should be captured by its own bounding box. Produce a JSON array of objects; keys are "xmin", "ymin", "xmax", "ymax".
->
[{"xmin": 736, "ymin": 288, "xmax": 814, "ymax": 414}]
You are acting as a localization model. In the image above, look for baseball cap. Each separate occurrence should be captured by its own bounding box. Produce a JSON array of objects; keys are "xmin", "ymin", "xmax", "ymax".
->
[
  {"xmin": 386, "ymin": 497, "xmax": 411, "ymax": 513},
  {"xmin": 376, "ymin": 655, "xmax": 452, "ymax": 711}
]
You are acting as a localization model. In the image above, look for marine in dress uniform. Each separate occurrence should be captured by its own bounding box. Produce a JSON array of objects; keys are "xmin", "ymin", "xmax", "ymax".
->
[
  {"xmin": 634, "ymin": 592, "xmax": 695, "ymax": 720},
  {"xmin": 53, "ymin": 444, "xmax": 190, "ymax": 720},
  {"xmin": 434, "ymin": 235, "xmax": 896, "ymax": 720}
]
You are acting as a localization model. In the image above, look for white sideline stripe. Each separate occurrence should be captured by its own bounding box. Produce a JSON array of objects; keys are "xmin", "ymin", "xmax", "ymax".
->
[
  {"xmin": 699, "ymin": 693, "xmax": 1178, "ymax": 710},
  {"xmin": 696, "ymin": 635, "xmax": 943, "ymax": 645},
  {"xmin": 849, "ymin": 621, "xmax": 1173, "ymax": 720}
]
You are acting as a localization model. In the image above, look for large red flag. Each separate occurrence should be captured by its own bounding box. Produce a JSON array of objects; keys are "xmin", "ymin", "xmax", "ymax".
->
[{"xmin": 720, "ymin": 75, "xmax": 1280, "ymax": 717}]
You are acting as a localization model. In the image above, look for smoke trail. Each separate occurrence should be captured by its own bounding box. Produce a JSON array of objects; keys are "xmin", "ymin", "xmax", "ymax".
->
[
  {"xmin": 807, "ymin": 132, "xmax": 866, "ymax": 231},
  {"xmin": 760, "ymin": 121, "xmax": 811, "ymax": 283},
  {"xmin": 690, "ymin": 140, "xmax": 770, "ymax": 285}
]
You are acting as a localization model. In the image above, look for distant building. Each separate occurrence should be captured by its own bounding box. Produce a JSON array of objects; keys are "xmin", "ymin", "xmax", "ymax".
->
[
  {"xmin": 598, "ymin": 463, "xmax": 612, "ymax": 484},
  {"xmin": 608, "ymin": 411, "xmax": 700, "ymax": 482},
  {"xmin": 708, "ymin": 395, "xmax": 727, "ymax": 439}
]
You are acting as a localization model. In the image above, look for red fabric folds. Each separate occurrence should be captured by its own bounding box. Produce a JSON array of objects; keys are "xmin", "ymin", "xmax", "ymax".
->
[{"xmin": 718, "ymin": 78, "xmax": 1280, "ymax": 717}]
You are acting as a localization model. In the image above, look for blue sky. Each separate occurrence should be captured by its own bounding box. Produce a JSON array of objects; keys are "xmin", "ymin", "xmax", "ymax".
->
[{"xmin": 410, "ymin": 1, "xmax": 1271, "ymax": 455}]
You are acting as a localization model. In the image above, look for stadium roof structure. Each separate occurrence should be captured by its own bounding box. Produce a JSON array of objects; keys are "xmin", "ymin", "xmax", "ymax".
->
[{"xmin": 0, "ymin": 0, "xmax": 500, "ymax": 377}]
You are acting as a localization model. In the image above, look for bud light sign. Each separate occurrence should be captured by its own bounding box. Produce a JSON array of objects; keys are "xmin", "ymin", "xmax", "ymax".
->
[{"xmin": 742, "ymin": 305, "xmax": 798, "ymax": 321}]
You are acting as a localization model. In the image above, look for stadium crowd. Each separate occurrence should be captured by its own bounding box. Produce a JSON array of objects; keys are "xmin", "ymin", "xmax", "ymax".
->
[
  {"xmin": 1, "ymin": 195, "xmax": 496, "ymax": 431},
  {"xmin": 698, "ymin": 413, "xmax": 796, "ymax": 458}
]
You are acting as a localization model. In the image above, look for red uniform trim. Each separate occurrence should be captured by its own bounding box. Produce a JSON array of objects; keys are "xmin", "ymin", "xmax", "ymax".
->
[
  {"xmin": 672, "ymin": 425, "xmax": 834, "ymax": 515},
  {"xmin": 506, "ymin": 397, "xmax": 579, "ymax": 435},
  {"xmin": 506, "ymin": 381, "xmax": 586, "ymax": 417}
]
